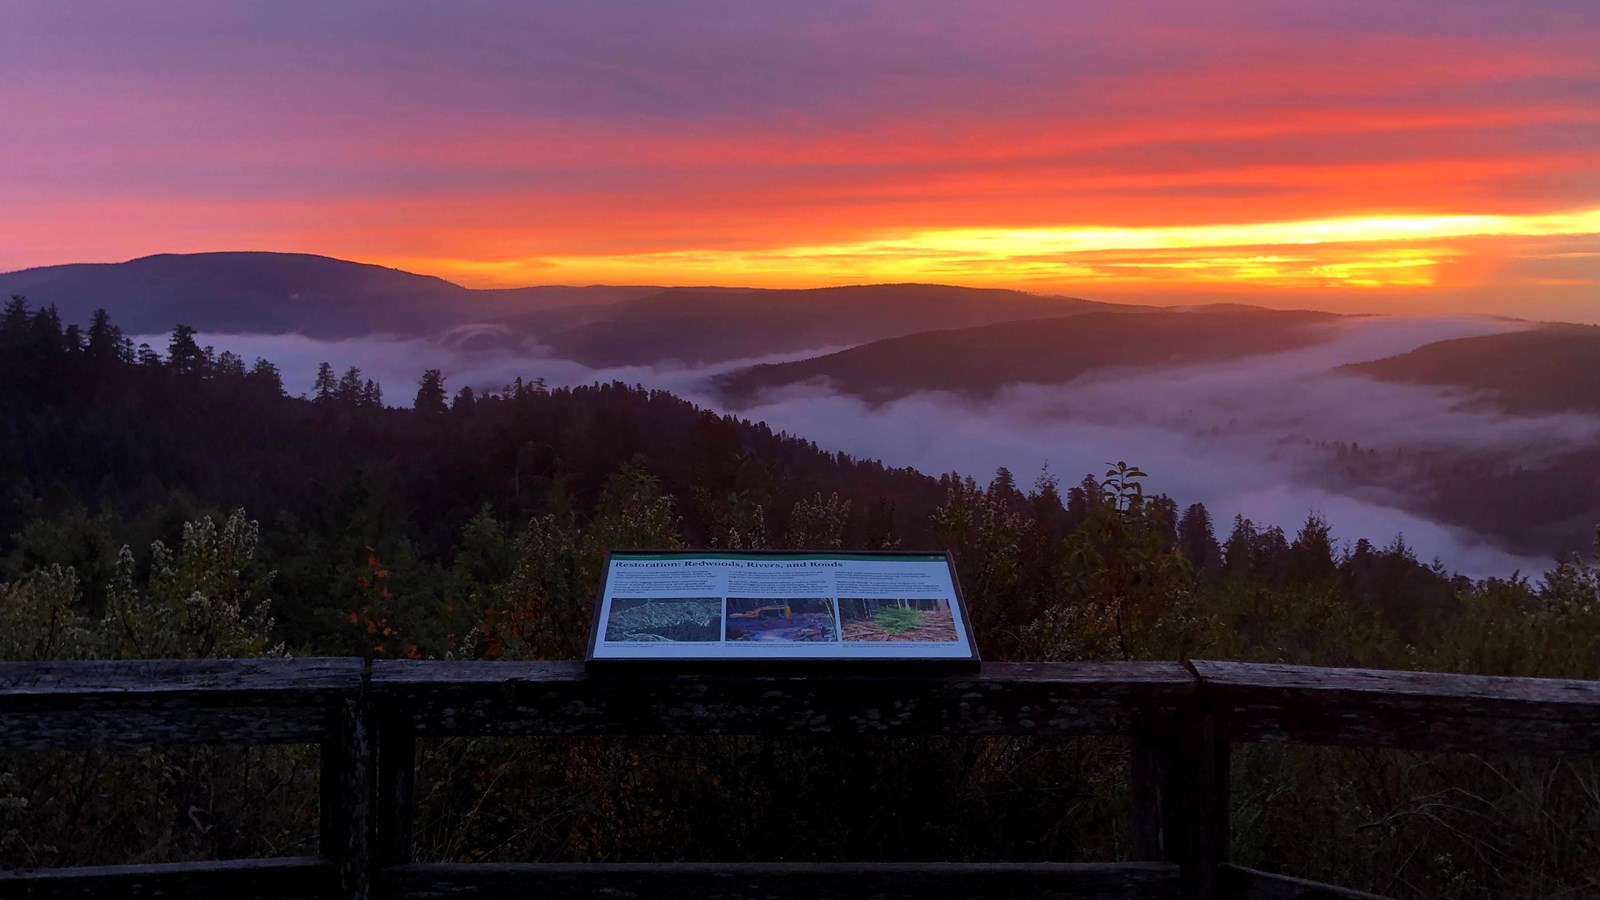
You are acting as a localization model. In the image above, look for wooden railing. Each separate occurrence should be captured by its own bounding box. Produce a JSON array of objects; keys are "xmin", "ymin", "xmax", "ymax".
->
[
  {"xmin": 0, "ymin": 658, "xmax": 368, "ymax": 899},
  {"xmin": 2, "ymin": 658, "xmax": 1596, "ymax": 900}
]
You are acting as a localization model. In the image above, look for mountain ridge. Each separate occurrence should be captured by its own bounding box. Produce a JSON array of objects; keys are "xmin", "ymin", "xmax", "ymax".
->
[
  {"xmin": 528, "ymin": 283, "xmax": 1137, "ymax": 366},
  {"xmin": 714, "ymin": 308, "xmax": 1344, "ymax": 405},
  {"xmin": 0, "ymin": 251, "xmax": 1132, "ymax": 365},
  {"xmin": 0, "ymin": 252, "xmax": 656, "ymax": 338}
]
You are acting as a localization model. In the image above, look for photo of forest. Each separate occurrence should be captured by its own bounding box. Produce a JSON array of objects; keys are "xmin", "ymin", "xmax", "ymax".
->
[
  {"xmin": 603, "ymin": 597, "xmax": 722, "ymax": 643},
  {"xmin": 838, "ymin": 599, "xmax": 959, "ymax": 642},
  {"xmin": 724, "ymin": 598, "xmax": 838, "ymax": 642}
]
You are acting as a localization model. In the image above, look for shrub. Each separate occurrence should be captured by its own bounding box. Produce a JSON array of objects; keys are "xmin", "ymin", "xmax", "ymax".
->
[{"xmin": 874, "ymin": 606, "xmax": 923, "ymax": 633}]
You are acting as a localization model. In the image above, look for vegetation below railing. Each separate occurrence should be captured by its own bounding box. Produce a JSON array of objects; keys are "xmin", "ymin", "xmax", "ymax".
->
[{"xmin": 1, "ymin": 510, "xmax": 1597, "ymax": 898}]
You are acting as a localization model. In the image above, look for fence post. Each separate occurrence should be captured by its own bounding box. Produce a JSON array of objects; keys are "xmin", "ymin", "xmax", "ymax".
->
[
  {"xmin": 1130, "ymin": 735, "xmax": 1183, "ymax": 861},
  {"xmin": 1176, "ymin": 703, "xmax": 1230, "ymax": 900},
  {"xmin": 321, "ymin": 692, "xmax": 370, "ymax": 900},
  {"xmin": 376, "ymin": 709, "xmax": 417, "ymax": 869}
]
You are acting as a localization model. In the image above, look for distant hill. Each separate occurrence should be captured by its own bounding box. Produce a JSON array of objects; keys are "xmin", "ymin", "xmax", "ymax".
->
[
  {"xmin": 0, "ymin": 252, "xmax": 485, "ymax": 337},
  {"xmin": 526, "ymin": 284, "xmax": 1135, "ymax": 366},
  {"xmin": 1345, "ymin": 324, "xmax": 1600, "ymax": 415},
  {"xmin": 0, "ymin": 253, "xmax": 650, "ymax": 338},
  {"xmin": 714, "ymin": 309, "xmax": 1341, "ymax": 405},
  {"xmin": 0, "ymin": 254, "xmax": 1139, "ymax": 364}
]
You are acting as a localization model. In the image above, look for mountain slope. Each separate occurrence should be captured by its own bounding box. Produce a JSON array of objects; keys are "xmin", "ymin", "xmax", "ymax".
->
[
  {"xmin": 1, "ymin": 255, "xmax": 1130, "ymax": 363},
  {"xmin": 714, "ymin": 308, "xmax": 1341, "ymax": 404},
  {"xmin": 517, "ymin": 284, "xmax": 1137, "ymax": 366},
  {"xmin": 0, "ymin": 252, "xmax": 474, "ymax": 337},
  {"xmin": 1346, "ymin": 323, "xmax": 1600, "ymax": 415}
]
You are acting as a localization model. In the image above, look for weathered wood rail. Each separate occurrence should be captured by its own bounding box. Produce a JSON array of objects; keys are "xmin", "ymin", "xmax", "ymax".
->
[
  {"xmin": 2, "ymin": 658, "xmax": 1596, "ymax": 900},
  {"xmin": 0, "ymin": 658, "xmax": 368, "ymax": 899}
]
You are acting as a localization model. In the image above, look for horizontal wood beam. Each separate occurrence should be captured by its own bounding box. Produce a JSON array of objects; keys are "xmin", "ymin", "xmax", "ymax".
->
[
  {"xmin": 3, "ymin": 658, "xmax": 1596, "ymax": 752},
  {"xmin": 1215, "ymin": 864, "xmax": 1393, "ymax": 900},
  {"xmin": 370, "ymin": 660, "xmax": 1198, "ymax": 737},
  {"xmin": 378, "ymin": 861, "xmax": 1181, "ymax": 899},
  {"xmin": 0, "ymin": 658, "xmax": 363, "ymax": 708},
  {"xmin": 0, "ymin": 707, "xmax": 333, "ymax": 749},
  {"xmin": 1190, "ymin": 661, "xmax": 1600, "ymax": 754},
  {"xmin": 0, "ymin": 658, "xmax": 362, "ymax": 748},
  {"xmin": 0, "ymin": 856, "xmax": 335, "ymax": 900}
]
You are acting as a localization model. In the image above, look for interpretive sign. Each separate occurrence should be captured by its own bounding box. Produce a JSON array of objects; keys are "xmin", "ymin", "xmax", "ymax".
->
[{"xmin": 586, "ymin": 550, "xmax": 979, "ymax": 672}]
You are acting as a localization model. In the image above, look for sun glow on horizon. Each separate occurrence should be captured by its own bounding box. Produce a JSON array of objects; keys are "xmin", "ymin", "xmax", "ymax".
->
[{"xmin": 383, "ymin": 206, "xmax": 1600, "ymax": 293}]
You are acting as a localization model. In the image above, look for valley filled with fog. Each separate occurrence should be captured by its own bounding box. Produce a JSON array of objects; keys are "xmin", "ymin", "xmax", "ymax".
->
[{"xmin": 159, "ymin": 311, "xmax": 1598, "ymax": 579}]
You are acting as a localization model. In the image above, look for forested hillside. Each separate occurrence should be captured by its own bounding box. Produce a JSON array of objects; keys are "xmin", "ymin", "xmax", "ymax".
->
[
  {"xmin": 1309, "ymin": 324, "xmax": 1600, "ymax": 556},
  {"xmin": 3, "ymin": 298, "xmax": 1598, "ymax": 898},
  {"xmin": 527, "ymin": 283, "xmax": 1126, "ymax": 366},
  {"xmin": 0, "ymin": 297, "xmax": 947, "ymax": 649},
  {"xmin": 1348, "ymin": 323, "xmax": 1600, "ymax": 415},
  {"xmin": 715, "ymin": 309, "xmax": 1339, "ymax": 404}
]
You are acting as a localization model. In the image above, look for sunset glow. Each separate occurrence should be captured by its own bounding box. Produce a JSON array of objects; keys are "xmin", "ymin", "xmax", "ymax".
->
[
  {"xmin": 3, "ymin": 1, "xmax": 1598, "ymax": 318},
  {"xmin": 477, "ymin": 208, "xmax": 1600, "ymax": 291}
]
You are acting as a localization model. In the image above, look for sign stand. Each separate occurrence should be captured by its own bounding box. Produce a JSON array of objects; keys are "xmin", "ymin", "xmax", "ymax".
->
[{"xmin": 585, "ymin": 550, "xmax": 980, "ymax": 675}]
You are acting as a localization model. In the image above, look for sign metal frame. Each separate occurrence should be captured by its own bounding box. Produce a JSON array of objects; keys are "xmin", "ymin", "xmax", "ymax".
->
[{"xmin": 585, "ymin": 549, "xmax": 981, "ymax": 674}]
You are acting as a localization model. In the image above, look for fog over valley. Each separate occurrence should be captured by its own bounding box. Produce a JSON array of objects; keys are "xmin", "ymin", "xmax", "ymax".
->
[{"xmin": 163, "ymin": 310, "xmax": 1591, "ymax": 579}]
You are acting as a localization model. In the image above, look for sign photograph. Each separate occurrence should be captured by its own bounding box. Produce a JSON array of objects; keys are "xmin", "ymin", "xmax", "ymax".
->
[{"xmin": 587, "ymin": 550, "xmax": 979, "ymax": 672}]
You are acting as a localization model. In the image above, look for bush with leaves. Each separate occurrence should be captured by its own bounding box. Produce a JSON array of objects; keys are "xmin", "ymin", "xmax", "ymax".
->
[{"xmin": 0, "ymin": 510, "xmax": 309, "ymax": 869}]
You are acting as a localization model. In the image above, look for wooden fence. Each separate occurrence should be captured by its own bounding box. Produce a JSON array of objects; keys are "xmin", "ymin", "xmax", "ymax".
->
[{"xmin": 1, "ymin": 658, "xmax": 1596, "ymax": 899}]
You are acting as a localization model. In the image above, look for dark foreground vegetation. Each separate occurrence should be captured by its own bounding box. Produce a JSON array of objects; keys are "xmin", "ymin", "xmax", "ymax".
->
[{"xmin": 2, "ymin": 300, "xmax": 1597, "ymax": 898}]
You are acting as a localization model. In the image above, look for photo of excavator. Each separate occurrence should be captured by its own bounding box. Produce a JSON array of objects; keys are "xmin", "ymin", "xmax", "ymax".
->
[{"xmin": 724, "ymin": 598, "xmax": 837, "ymax": 642}]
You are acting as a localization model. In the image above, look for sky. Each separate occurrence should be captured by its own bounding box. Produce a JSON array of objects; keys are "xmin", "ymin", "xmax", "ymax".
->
[{"xmin": 4, "ymin": 0, "xmax": 1599, "ymax": 319}]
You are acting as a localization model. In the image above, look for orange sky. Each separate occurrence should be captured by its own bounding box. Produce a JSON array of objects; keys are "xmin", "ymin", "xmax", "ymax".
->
[{"xmin": 3, "ymin": 2, "xmax": 1598, "ymax": 320}]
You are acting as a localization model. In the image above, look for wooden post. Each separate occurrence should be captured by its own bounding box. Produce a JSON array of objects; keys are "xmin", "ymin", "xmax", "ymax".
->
[
  {"xmin": 320, "ymin": 695, "xmax": 370, "ymax": 900},
  {"xmin": 1176, "ymin": 707, "xmax": 1230, "ymax": 900},
  {"xmin": 1129, "ymin": 735, "xmax": 1182, "ymax": 861},
  {"xmin": 376, "ymin": 710, "xmax": 417, "ymax": 867}
]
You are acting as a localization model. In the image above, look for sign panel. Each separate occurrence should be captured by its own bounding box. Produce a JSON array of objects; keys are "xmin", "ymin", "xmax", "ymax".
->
[{"xmin": 586, "ymin": 550, "xmax": 979, "ymax": 672}]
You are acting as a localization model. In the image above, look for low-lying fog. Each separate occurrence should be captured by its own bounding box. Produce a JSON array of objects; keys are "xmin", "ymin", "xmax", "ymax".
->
[{"xmin": 155, "ymin": 314, "xmax": 1594, "ymax": 579}]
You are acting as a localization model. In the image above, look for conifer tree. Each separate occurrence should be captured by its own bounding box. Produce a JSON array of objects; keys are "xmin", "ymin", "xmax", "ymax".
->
[
  {"xmin": 1291, "ymin": 514, "xmax": 1338, "ymax": 584},
  {"xmin": 415, "ymin": 369, "xmax": 448, "ymax": 415},
  {"xmin": 337, "ymin": 366, "xmax": 364, "ymax": 404},
  {"xmin": 249, "ymin": 358, "xmax": 285, "ymax": 396},
  {"xmin": 86, "ymin": 309, "xmax": 120, "ymax": 363},
  {"xmin": 1178, "ymin": 503, "xmax": 1220, "ymax": 573},
  {"xmin": 313, "ymin": 362, "xmax": 337, "ymax": 403},
  {"xmin": 166, "ymin": 324, "xmax": 206, "ymax": 375},
  {"xmin": 1, "ymin": 295, "xmax": 30, "ymax": 337}
]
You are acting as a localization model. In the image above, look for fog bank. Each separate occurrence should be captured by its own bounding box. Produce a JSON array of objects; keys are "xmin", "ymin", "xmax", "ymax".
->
[{"xmin": 163, "ymin": 314, "xmax": 1586, "ymax": 579}]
